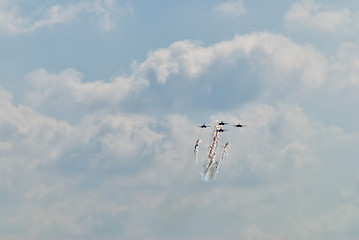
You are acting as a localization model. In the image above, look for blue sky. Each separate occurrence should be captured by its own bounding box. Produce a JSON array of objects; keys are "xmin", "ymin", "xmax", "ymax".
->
[{"xmin": 1, "ymin": 0, "xmax": 359, "ymax": 239}]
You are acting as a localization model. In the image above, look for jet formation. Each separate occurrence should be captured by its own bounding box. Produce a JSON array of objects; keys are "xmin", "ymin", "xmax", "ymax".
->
[{"xmin": 194, "ymin": 120, "xmax": 246, "ymax": 181}]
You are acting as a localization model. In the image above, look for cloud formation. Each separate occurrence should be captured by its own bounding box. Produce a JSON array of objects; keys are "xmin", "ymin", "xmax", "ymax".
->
[
  {"xmin": 214, "ymin": 0, "xmax": 246, "ymax": 17},
  {"xmin": 329, "ymin": 42, "xmax": 359, "ymax": 90},
  {"xmin": 0, "ymin": 0, "xmax": 124, "ymax": 34},
  {"xmin": 138, "ymin": 32, "xmax": 327, "ymax": 88},
  {"xmin": 284, "ymin": 0, "xmax": 359, "ymax": 33},
  {"xmin": 21, "ymin": 32, "xmax": 359, "ymax": 120},
  {"xmin": 20, "ymin": 32, "xmax": 335, "ymax": 119},
  {"xmin": 25, "ymin": 68, "xmax": 147, "ymax": 113},
  {"xmin": 1, "ymin": 0, "xmax": 359, "ymax": 236},
  {"xmin": 2, "ymin": 67, "xmax": 359, "ymax": 239}
]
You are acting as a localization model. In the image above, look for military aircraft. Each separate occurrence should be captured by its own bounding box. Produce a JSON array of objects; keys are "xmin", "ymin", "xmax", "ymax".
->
[
  {"xmin": 216, "ymin": 128, "xmax": 228, "ymax": 133},
  {"xmin": 197, "ymin": 124, "xmax": 211, "ymax": 128},
  {"xmin": 233, "ymin": 123, "xmax": 247, "ymax": 128},
  {"xmin": 218, "ymin": 121, "xmax": 228, "ymax": 126}
]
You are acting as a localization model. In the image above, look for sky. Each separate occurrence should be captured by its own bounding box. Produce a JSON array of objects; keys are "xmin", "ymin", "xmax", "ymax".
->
[{"xmin": 1, "ymin": 0, "xmax": 359, "ymax": 239}]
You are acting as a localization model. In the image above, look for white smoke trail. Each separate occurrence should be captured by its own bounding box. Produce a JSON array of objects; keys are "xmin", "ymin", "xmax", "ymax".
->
[
  {"xmin": 221, "ymin": 141, "xmax": 231, "ymax": 161},
  {"xmin": 202, "ymin": 123, "xmax": 223, "ymax": 181},
  {"xmin": 204, "ymin": 141, "xmax": 230, "ymax": 181},
  {"xmin": 194, "ymin": 138, "xmax": 201, "ymax": 165}
]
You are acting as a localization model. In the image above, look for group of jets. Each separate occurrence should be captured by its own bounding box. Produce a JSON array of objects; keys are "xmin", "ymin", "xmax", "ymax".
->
[{"xmin": 197, "ymin": 121, "xmax": 247, "ymax": 131}]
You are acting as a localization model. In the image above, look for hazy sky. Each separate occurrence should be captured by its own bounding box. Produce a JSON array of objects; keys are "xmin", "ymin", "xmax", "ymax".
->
[{"xmin": 1, "ymin": 0, "xmax": 359, "ymax": 239}]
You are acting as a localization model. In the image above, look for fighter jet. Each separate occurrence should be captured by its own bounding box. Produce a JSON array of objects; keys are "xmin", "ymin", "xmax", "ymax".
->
[
  {"xmin": 233, "ymin": 123, "xmax": 247, "ymax": 128},
  {"xmin": 218, "ymin": 121, "xmax": 228, "ymax": 126},
  {"xmin": 197, "ymin": 124, "xmax": 211, "ymax": 128},
  {"xmin": 216, "ymin": 128, "xmax": 228, "ymax": 133}
]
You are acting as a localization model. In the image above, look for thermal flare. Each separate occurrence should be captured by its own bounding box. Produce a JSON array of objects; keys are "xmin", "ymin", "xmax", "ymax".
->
[
  {"xmin": 194, "ymin": 138, "xmax": 201, "ymax": 165},
  {"xmin": 202, "ymin": 123, "xmax": 223, "ymax": 181},
  {"xmin": 221, "ymin": 141, "xmax": 231, "ymax": 161}
]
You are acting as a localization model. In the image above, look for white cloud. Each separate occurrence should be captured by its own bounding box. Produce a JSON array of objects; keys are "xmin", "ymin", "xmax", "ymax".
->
[
  {"xmin": 91, "ymin": 0, "xmax": 124, "ymax": 32},
  {"xmin": 3, "ymin": 74, "xmax": 359, "ymax": 238},
  {"xmin": 3, "ymin": 27, "xmax": 359, "ymax": 238},
  {"xmin": 25, "ymin": 68, "xmax": 147, "ymax": 110},
  {"xmin": 210, "ymin": 103, "xmax": 321, "ymax": 179},
  {"xmin": 299, "ymin": 204, "xmax": 359, "ymax": 237},
  {"xmin": 0, "ymin": 0, "xmax": 125, "ymax": 34},
  {"xmin": 0, "ymin": 90, "xmax": 192, "ymax": 237},
  {"xmin": 13, "ymin": 189, "xmax": 127, "ymax": 236},
  {"xmin": 329, "ymin": 42, "xmax": 359, "ymax": 90},
  {"xmin": 0, "ymin": 82, "xmax": 161, "ymax": 187},
  {"xmin": 23, "ymin": 33, "xmax": 359, "ymax": 117},
  {"xmin": 214, "ymin": 0, "xmax": 246, "ymax": 18},
  {"xmin": 137, "ymin": 32, "xmax": 327, "ymax": 88},
  {"xmin": 136, "ymin": 40, "xmax": 214, "ymax": 84},
  {"xmin": 284, "ymin": 0, "xmax": 359, "ymax": 33},
  {"xmin": 135, "ymin": 32, "xmax": 359, "ymax": 104},
  {"xmin": 0, "ymin": 85, "xmax": 165, "ymax": 236},
  {"xmin": 94, "ymin": 114, "xmax": 164, "ymax": 165},
  {"xmin": 0, "ymin": 87, "xmax": 75, "ymax": 200}
]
